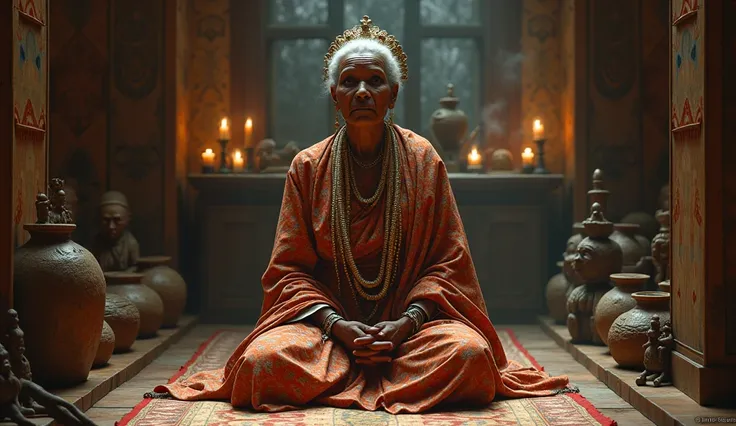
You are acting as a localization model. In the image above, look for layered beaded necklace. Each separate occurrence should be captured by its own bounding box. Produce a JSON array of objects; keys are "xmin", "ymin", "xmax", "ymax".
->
[{"xmin": 330, "ymin": 123, "xmax": 402, "ymax": 322}]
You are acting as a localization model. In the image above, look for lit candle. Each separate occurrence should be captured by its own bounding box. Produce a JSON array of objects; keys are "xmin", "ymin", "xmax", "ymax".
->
[
  {"xmin": 232, "ymin": 150, "xmax": 244, "ymax": 172},
  {"xmin": 467, "ymin": 146, "xmax": 482, "ymax": 171},
  {"xmin": 533, "ymin": 119, "xmax": 545, "ymax": 141},
  {"xmin": 244, "ymin": 117, "xmax": 253, "ymax": 148},
  {"xmin": 219, "ymin": 117, "xmax": 230, "ymax": 140},
  {"xmin": 522, "ymin": 147, "xmax": 535, "ymax": 167},
  {"xmin": 201, "ymin": 148, "xmax": 215, "ymax": 167}
]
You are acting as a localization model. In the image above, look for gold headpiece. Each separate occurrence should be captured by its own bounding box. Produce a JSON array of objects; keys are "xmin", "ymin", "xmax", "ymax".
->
[{"xmin": 323, "ymin": 15, "xmax": 408, "ymax": 83}]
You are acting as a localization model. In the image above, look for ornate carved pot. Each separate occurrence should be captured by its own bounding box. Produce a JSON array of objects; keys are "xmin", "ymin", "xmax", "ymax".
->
[
  {"xmin": 566, "ymin": 202, "xmax": 623, "ymax": 345},
  {"xmin": 93, "ymin": 321, "xmax": 115, "ymax": 368},
  {"xmin": 429, "ymin": 83, "xmax": 468, "ymax": 162},
  {"xmin": 137, "ymin": 256, "xmax": 187, "ymax": 328},
  {"xmin": 13, "ymin": 224, "xmax": 106, "ymax": 386},
  {"xmin": 608, "ymin": 291, "xmax": 671, "ymax": 369},
  {"xmin": 105, "ymin": 272, "xmax": 164, "ymax": 338},
  {"xmin": 105, "ymin": 293, "xmax": 141, "ymax": 353},
  {"xmin": 546, "ymin": 261, "xmax": 572, "ymax": 324},
  {"xmin": 593, "ymin": 273, "xmax": 648, "ymax": 346}
]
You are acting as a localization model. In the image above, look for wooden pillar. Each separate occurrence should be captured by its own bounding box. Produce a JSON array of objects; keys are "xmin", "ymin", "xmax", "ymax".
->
[
  {"xmin": 669, "ymin": 0, "xmax": 736, "ymax": 406},
  {"xmin": 0, "ymin": 0, "xmax": 14, "ymax": 314}
]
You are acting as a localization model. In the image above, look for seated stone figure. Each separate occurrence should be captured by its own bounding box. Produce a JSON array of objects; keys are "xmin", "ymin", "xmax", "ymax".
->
[
  {"xmin": 152, "ymin": 15, "xmax": 569, "ymax": 414},
  {"xmin": 89, "ymin": 191, "xmax": 140, "ymax": 272}
]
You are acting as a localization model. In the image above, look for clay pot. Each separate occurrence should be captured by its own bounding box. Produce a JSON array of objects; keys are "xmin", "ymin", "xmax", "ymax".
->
[
  {"xmin": 105, "ymin": 293, "xmax": 141, "ymax": 353},
  {"xmin": 593, "ymin": 273, "xmax": 648, "ymax": 346},
  {"xmin": 546, "ymin": 261, "xmax": 572, "ymax": 324},
  {"xmin": 105, "ymin": 272, "xmax": 164, "ymax": 338},
  {"xmin": 621, "ymin": 211, "xmax": 659, "ymax": 242},
  {"xmin": 658, "ymin": 280, "xmax": 671, "ymax": 293},
  {"xmin": 93, "ymin": 321, "xmax": 116, "ymax": 368},
  {"xmin": 430, "ymin": 83, "xmax": 468, "ymax": 162},
  {"xmin": 607, "ymin": 291, "xmax": 671, "ymax": 369},
  {"xmin": 13, "ymin": 224, "xmax": 106, "ymax": 386},
  {"xmin": 611, "ymin": 223, "xmax": 649, "ymax": 272},
  {"xmin": 137, "ymin": 256, "xmax": 187, "ymax": 328}
]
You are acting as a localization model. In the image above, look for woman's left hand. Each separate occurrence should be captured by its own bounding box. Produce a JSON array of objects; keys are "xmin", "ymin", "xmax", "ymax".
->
[{"xmin": 353, "ymin": 317, "xmax": 413, "ymax": 364}]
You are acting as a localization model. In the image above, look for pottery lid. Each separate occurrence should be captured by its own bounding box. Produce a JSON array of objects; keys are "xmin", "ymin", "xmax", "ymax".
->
[
  {"xmin": 614, "ymin": 223, "xmax": 640, "ymax": 232},
  {"xmin": 104, "ymin": 271, "xmax": 144, "ymax": 284},
  {"xmin": 610, "ymin": 273, "xmax": 649, "ymax": 287},
  {"xmin": 572, "ymin": 222, "xmax": 584, "ymax": 232},
  {"xmin": 137, "ymin": 255, "xmax": 171, "ymax": 267},
  {"xmin": 23, "ymin": 223, "xmax": 76, "ymax": 233},
  {"xmin": 631, "ymin": 290, "xmax": 670, "ymax": 304},
  {"xmin": 582, "ymin": 202, "xmax": 613, "ymax": 238},
  {"xmin": 438, "ymin": 83, "xmax": 459, "ymax": 109},
  {"xmin": 657, "ymin": 280, "xmax": 671, "ymax": 292}
]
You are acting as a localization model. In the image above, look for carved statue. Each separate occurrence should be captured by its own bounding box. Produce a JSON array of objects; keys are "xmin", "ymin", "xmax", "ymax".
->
[
  {"xmin": 255, "ymin": 139, "xmax": 300, "ymax": 172},
  {"xmin": 3, "ymin": 310, "xmax": 43, "ymax": 415},
  {"xmin": 34, "ymin": 193, "xmax": 49, "ymax": 224},
  {"xmin": 566, "ymin": 202, "xmax": 623, "ymax": 344},
  {"xmin": 636, "ymin": 315, "xmax": 673, "ymax": 387},
  {"xmin": 0, "ymin": 343, "xmax": 96, "ymax": 425},
  {"xmin": 652, "ymin": 210, "xmax": 670, "ymax": 284},
  {"xmin": 89, "ymin": 191, "xmax": 140, "ymax": 272},
  {"xmin": 47, "ymin": 178, "xmax": 73, "ymax": 224}
]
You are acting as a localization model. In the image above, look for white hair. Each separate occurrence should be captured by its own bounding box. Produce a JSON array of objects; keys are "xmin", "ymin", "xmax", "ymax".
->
[{"xmin": 324, "ymin": 39, "xmax": 402, "ymax": 95}]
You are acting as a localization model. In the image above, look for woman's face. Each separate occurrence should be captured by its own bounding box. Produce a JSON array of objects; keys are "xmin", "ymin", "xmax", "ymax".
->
[{"xmin": 331, "ymin": 53, "xmax": 398, "ymax": 127}]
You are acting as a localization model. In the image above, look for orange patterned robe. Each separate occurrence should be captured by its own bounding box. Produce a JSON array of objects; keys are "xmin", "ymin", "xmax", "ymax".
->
[{"xmin": 155, "ymin": 126, "xmax": 569, "ymax": 413}]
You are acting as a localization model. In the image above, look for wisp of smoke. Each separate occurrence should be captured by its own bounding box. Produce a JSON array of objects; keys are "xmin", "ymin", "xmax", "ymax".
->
[
  {"xmin": 482, "ymin": 100, "xmax": 507, "ymax": 136},
  {"xmin": 496, "ymin": 50, "xmax": 525, "ymax": 82}
]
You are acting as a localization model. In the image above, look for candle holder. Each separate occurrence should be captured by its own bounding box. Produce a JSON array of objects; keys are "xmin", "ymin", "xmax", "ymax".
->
[
  {"xmin": 467, "ymin": 163, "xmax": 483, "ymax": 173},
  {"xmin": 522, "ymin": 163, "xmax": 534, "ymax": 174},
  {"xmin": 218, "ymin": 138, "xmax": 231, "ymax": 173},
  {"xmin": 533, "ymin": 138, "xmax": 549, "ymax": 174}
]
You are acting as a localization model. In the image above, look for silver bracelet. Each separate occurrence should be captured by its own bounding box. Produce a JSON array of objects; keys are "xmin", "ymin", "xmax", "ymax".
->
[
  {"xmin": 402, "ymin": 306, "xmax": 425, "ymax": 335},
  {"xmin": 321, "ymin": 312, "xmax": 343, "ymax": 342}
]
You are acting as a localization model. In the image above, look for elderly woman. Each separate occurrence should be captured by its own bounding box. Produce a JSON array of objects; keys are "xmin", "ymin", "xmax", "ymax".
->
[{"xmin": 154, "ymin": 16, "xmax": 569, "ymax": 413}]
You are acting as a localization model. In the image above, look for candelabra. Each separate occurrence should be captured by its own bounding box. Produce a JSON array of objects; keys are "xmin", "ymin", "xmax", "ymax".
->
[
  {"xmin": 533, "ymin": 138, "xmax": 549, "ymax": 174},
  {"xmin": 218, "ymin": 138, "xmax": 230, "ymax": 173}
]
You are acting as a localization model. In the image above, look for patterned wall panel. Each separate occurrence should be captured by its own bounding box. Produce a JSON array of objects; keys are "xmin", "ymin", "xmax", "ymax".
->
[
  {"xmin": 13, "ymin": 0, "xmax": 49, "ymax": 245},
  {"xmin": 670, "ymin": 0, "xmax": 704, "ymax": 353},
  {"xmin": 49, "ymin": 0, "xmax": 109, "ymax": 246},
  {"xmin": 185, "ymin": 0, "xmax": 230, "ymax": 175},
  {"xmin": 521, "ymin": 0, "xmax": 563, "ymax": 174}
]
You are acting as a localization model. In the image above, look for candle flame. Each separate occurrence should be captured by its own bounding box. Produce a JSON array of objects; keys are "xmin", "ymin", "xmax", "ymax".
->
[
  {"xmin": 234, "ymin": 150, "xmax": 242, "ymax": 160},
  {"xmin": 533, "ymin": 119, "xmax": 542, "ymax": 131},
  {"xmin": 523, "ymin": 147, "xmax": 533, "ymax": 155},
  {"xmin": 220, "ymin": 118, "xmax": 228, "ymax": 129},
  {"xmin": 468, "ymin": 147, "xmax": 480, "ymax": 162},
  {"xmin": 205, "ymin": 148, "xmax": 213, "ymax": 154},
  {"xmin": 245, "ymin": 118, "xmax": 253, "ymax": 129}
]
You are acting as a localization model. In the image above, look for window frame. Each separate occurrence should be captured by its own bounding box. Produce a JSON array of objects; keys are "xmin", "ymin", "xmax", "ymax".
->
[{"xmin": 263, "ymin": 0, "xmax": 493, "ymax": 140}]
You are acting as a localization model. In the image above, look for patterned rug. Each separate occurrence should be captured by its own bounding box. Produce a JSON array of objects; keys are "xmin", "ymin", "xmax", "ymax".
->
[{"xmin": 117, "ymin": 329, "xmax": 617, "ymax": 426}]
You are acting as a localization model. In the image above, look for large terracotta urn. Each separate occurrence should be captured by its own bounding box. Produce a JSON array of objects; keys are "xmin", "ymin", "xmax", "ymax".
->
[
  {"xmin": 105, "ymin": 272, "xmax": 164, "ymax": 338},
  {"xmin": 137, "ymin": 256, "xmax": 187, "ymax": 328},
  {"xmin": 593, "ymin": 273, "xmax": 648, "ymax": 346},
  {"xmin": 14, "ymin": 223, "xmax": 106, "ymax": 386},
  {"xmin": 545, "ymin": 261, "xmax": 571, "ymax": 324},
  {"xmin": 607, "ymin": 291, "xmax": 671, "ymax": 369},
  {"xmin": 105, "ymin": 293, "xmax": 141, "ymax": 352},
  {"xmin": 430, "ymin": 83, "xmax": 468, "ymax": 163}
]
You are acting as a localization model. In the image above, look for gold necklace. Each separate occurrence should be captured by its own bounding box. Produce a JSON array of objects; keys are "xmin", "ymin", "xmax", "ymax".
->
[{"xmin": 330, "ymin": 124, "xmax": 402, "ymax": 321}]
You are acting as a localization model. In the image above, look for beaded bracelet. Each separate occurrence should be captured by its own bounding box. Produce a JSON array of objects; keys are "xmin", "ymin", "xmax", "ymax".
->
[
  {"xmin": 321, "ymin": 312, "xmax": 343, "ymax": 342},
  {"xmin": 402, "ymin": 306, "xmax": 426, "ymax": 335}
]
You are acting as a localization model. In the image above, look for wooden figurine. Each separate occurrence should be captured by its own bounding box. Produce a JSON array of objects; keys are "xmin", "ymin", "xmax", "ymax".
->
[
  {"xmin": 0, "ymin": 343, "xmax": 96, "ymax": 425},
  {"xmin": 34, "ymin": 193, "xmax": 49, "ymax": 224},
  {"xmin": 89, "ymin": 191, "xmax": 141, "ymax": 272},
  {"xmin": 636, "ymin": 315, "xmax": 673, "ymax": 387},
  {"xmin": 47, "ymin": 178, "xmax": 73, "ymax": 224},
  {"xmin": 3, "ymin": 310, "xmax": 43, "ymax": 415}
]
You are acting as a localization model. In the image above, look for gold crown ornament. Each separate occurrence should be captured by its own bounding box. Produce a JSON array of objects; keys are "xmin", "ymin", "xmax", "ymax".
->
[{"xmin": 323, "ymin": 15, "xmax": 409, "ymax": 82}]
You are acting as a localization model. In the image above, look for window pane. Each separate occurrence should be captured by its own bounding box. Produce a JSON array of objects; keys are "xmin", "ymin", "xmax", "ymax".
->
[
  {"xmin": 420, "ymin": 38, "xmax": 480, "ymax": 137},
  {"xmin": 271, "ymin": 39, "xmax": 330, "ymax": 147},
  {"xmin": 269, "ymin": 0, "xmax": 328, "ymax": 25},
  {"xmin": 420, "ymin": 0, "xmax": 481, "ymax": 25},
  {"xmin": 344, "ymin": 0, "xmax": 406, "ymax": 125}
]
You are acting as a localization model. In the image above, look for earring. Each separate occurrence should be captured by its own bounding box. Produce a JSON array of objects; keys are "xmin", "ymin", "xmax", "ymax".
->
[{"xmin": 334, "ymin": 104, "xmax": 340, "ymax": 130}]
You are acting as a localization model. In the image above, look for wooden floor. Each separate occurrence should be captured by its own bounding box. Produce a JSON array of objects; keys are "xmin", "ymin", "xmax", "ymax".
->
[{"xmin": 80, "ymin": 324, "xmax": 651, "ymax": 425}]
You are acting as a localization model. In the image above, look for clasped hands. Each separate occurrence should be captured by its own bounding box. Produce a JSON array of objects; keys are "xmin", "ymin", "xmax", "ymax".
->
[{"xmin": 331, "ymin": 317, "xmax": 414, "ymax": 365}]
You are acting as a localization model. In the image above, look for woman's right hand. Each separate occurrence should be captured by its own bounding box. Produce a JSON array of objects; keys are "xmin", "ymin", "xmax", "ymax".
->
[{"xmin": 331, "ymin": 320, "xmax": 394, "ymax": 364}]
